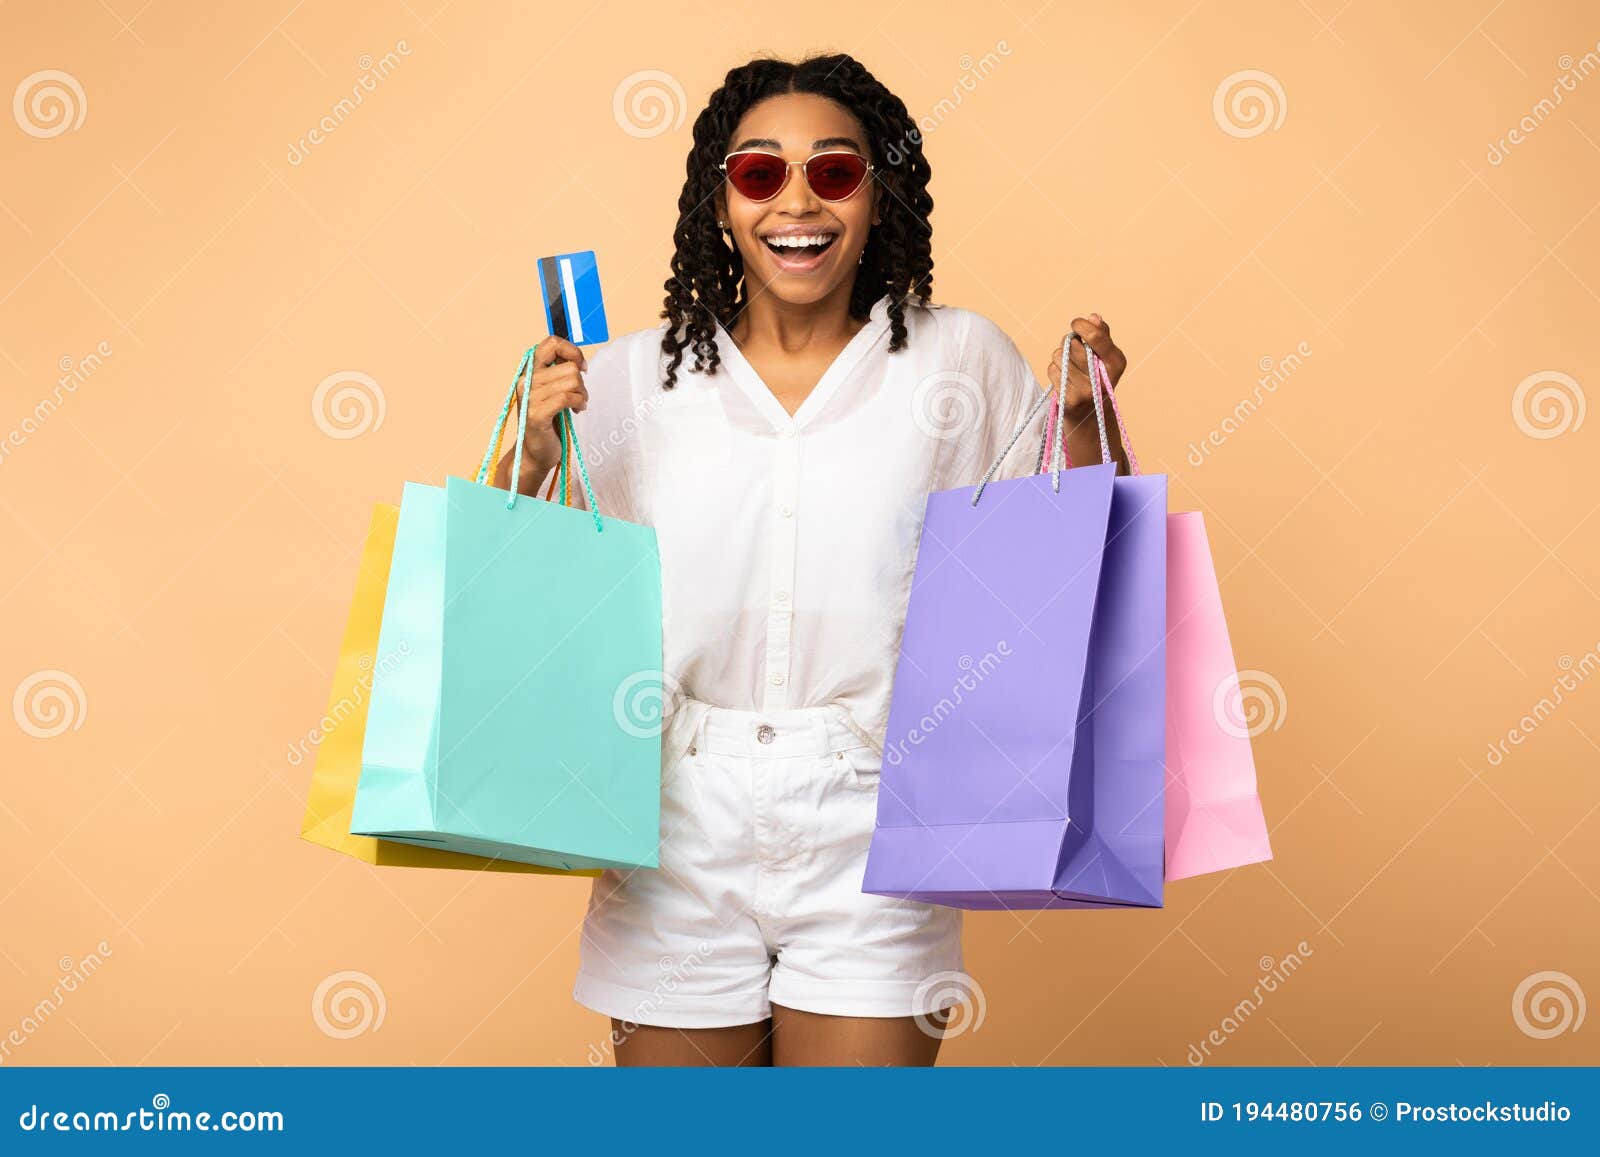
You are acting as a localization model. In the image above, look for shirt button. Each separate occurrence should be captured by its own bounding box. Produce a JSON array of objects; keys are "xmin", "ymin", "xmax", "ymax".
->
[
  {"xmin": 780, "ymin": 505, "xmax": 793, "ymax": 518},
  {"xmin": 779, "ymin": 427, "xmax": 797, "ymax": 439},
  {"xmin": 775, "ymin": 590, "xmax": 789, "ymax": 603},
  {"xmin": 770, "ymin": 673, "xmax": 785, "ymax": 686},
  {"xmin": 756, "ymin": 724, "xmax": 776, "ymax": 744}
]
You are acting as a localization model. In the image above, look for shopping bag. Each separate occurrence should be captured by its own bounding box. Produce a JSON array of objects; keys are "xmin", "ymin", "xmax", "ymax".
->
[
  {"xmin": 1066, "ymin": 354, "xmax": 1272, "ymax": 881},
  {"xmin": 351, "ymin": 349, "xmax": 663, "ymax": 871},
  {"xmin": 1164, "ymin": 512, "xmax": 1273, "ymax": 880},
  {"xmin": 299, "ymin": 504, "xmax": 583, "ymax": 873},
  {"xmin": 1070, "ymin": 355, "xmax": 1273, "ymax": 881},
  {"xmin": 863, "ymin": 335, "xmax": 1167, "ymax": 909}
]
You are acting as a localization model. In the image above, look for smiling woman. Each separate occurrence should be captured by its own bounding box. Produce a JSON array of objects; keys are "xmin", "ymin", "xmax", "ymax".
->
[
  {"xmin": 491, "ymin": 52, "xmax": 1133, "ymax": 1068},
  {"xmin": 657, "ymin": 58, "xmax": 924, "ymax": 389}
]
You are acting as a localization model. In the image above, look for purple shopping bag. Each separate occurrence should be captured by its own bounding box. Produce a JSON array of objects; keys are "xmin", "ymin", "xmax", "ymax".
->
[{"xmin": 863, "ymin": 336, "xmax": 1167, "ymax": 910}]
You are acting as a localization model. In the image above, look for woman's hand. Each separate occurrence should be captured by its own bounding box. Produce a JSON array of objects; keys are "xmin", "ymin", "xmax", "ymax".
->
[
  {"xmin": 1044, "ymin": 313, "xmax": 1132, "ymax": 474},
  {"xmin": 494, "ymin": 335, "xmax": 589, "ymax": 495},
  {"xmin": 1046, "ymin": 313, "xmax": 1127, "ymax": 416}
]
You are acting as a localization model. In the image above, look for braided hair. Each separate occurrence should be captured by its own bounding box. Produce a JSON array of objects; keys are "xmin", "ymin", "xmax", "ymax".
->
[{"xmin": 659, "ymin": 54, "xmax": 934, "ymax": 389}]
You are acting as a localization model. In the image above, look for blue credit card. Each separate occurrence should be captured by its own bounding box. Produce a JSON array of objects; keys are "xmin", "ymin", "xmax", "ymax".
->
[{"xmin": 537, "ymin": 250, "xmax": 608, "ymax": 345}]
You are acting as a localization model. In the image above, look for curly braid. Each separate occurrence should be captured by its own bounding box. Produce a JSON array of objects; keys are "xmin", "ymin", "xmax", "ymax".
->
[{"xmin": 658, "ymin": 54, "xmax": 934, "ymax": 389}]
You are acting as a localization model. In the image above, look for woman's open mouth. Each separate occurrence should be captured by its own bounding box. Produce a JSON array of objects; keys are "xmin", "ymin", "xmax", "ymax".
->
[{"xmin": 760, "ymin": 230, "xmax": 839, "ymax": 274}]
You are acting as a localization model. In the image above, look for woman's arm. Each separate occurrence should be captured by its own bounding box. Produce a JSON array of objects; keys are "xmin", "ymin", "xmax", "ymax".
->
[{"xmin": 1046, "ymin": 313, "xmax": 1131, "ymax": 475}]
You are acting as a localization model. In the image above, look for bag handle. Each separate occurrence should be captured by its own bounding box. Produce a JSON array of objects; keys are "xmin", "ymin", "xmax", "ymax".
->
[
  {"xmin": 973, "ymin": 331, "xmax": 1128, "ymax": 505},
  {"xmin": 475, "ymin": 348, "xmax": 604, "ymax": 533},
  {"xmin": 1038, "ymin": 336, "xmax": 1142, "ymax": 477}
]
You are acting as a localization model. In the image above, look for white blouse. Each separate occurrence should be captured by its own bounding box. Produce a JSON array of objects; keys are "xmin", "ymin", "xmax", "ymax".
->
[{"xmin": 566, "ymin": 294, "xmax": 1049, "ymax": 757}]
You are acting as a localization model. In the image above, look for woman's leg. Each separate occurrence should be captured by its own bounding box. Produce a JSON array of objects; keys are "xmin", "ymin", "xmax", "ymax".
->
[
  {"xmin": 611, "ymin": 1018, "xmax": 773, "ymax": 1066},
  {"xmin": 769, "ymin": 1004, "xmax": 947, "ymax": 1067}
]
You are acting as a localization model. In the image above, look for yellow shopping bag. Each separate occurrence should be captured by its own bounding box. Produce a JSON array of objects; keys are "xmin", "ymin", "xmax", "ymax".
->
[{"xmin": 299, "ymin": 502, "xmax": 596, "ymax": 875}]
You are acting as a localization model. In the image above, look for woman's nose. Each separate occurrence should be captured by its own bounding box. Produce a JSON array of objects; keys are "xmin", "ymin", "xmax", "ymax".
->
[{"xmin": 777, "ymin": 163, "xmax": 822, "ymax": 214}]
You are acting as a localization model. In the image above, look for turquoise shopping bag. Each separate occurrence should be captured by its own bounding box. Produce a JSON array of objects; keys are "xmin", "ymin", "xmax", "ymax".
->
[{"xmin": 351, "ymin": 349, "xmax": 663, "ymax": 870}]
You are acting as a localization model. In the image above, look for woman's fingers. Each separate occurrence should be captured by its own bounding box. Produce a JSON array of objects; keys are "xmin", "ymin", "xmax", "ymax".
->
[
  {"xmin": 1046, "ymin": 314, "xmax": 1128, "ymax": 409},
  {"xmin": 526, "ymin": 382, "xmax": 588, "ymax": 424},
  {"xmin": 1048, "ymin": 338, "xmax": 1095, "ymax": 410},
  {"xmin": 505, "ymin": 350, "xmax": 589, "ymax": 477},
  {"xmin": 532, "ymin": 358, "xmax": 585, "ymax": 388},
  {"xmin": 1069, "ymin": 315, "xmax": 1127, "ymax": 385},
  {"xmin": 533, "ymin": 334, "xmax": 588, "ymax": 372}
]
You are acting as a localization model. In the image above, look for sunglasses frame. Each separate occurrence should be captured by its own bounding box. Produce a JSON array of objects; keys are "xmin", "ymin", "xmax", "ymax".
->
[{"xmin": 718, "ymin": 149, "xmax": 876, "ymax": 204}]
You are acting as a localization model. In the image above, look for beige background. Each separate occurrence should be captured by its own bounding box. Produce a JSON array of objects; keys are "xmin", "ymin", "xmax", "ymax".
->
[{"xmin": 2, "ymin": 0, "xmax": 1596, "ymax": 1066}]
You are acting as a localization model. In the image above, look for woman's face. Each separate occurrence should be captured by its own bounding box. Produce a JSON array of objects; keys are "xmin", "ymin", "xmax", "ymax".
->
[{"xmin": 716, "ymin": 93, "xmax": 881, "ymax": 309}]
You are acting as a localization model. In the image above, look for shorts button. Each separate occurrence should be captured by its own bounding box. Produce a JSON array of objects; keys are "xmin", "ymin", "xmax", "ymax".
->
[{"xmin": 756, "ymin": 724, "xmax": 776, "ymax": 744}]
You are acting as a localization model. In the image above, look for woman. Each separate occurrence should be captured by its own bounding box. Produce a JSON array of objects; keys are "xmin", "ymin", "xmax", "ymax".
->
[{"xmin": 495, "ymin": 53, "xmax": 1130, "ymax": 1066}]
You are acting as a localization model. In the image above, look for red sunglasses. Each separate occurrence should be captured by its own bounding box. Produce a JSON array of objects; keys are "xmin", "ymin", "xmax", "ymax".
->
[{"xmin": 719, "ymin": 149, "xmax": 875, "ymax": 204}]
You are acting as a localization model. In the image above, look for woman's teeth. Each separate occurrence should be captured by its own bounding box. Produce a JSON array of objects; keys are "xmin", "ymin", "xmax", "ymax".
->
[{"xmin": 764, "ymin": 233, "xmax": 837, "ymax": 256}]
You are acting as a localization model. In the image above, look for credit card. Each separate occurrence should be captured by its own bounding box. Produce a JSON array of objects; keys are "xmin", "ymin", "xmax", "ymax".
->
[{"xmin": 537, "ymin": 250, "xmax": 609, "ymax": 345}]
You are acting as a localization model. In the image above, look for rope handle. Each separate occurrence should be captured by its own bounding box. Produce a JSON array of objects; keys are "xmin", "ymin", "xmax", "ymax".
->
[
  {"xmin": 474, "ymin": 348, "xmax": 604, "ymax": 532},
  {"xmin": 973, "ymin": 331, "xmax": 1113, "ymax": 504},
  {"xmin": 1040, "ymin": 339, "xmax": 1141, "ymax": 477}
]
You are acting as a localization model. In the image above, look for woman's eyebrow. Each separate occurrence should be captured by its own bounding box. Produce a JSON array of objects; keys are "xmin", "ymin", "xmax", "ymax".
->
[{"xmin": 728, "ymin": 136, "xmax": 867, "ymax": 152}]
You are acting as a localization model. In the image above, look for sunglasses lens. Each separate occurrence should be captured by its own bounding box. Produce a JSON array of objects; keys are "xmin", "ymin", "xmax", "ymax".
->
[
  {"xmin": 725, "ymin": 153, "xmax": 788, "ymax": 201},
  {"xmin": 805, "ymin": 153, "xmax": 869, "ymax": 200}
]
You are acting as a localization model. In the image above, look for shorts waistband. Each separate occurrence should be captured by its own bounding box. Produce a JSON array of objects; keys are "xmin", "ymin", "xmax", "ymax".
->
[{"xmin": 665, "ymin": 700, "xmax": 870, "ymax": 761}]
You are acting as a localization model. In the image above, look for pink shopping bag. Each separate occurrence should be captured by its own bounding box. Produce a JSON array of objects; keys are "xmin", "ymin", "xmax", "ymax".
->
[
  {"xmin": 1163, "ymin": 513, "xmax": 1273, "ymax": 880},
  {"xmin": 1048, "ymin": 350, "xmax": 1273, "ymax": 882}
]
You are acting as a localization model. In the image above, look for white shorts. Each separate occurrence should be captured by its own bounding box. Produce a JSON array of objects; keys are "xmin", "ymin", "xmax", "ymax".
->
[{"xmin": 573, "ymin": 701, "xmax": 966, "ymax": 1028}]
